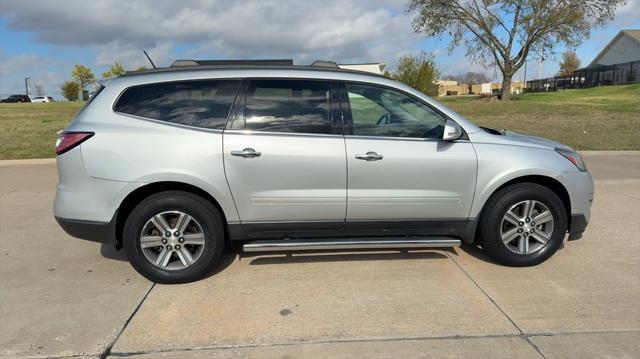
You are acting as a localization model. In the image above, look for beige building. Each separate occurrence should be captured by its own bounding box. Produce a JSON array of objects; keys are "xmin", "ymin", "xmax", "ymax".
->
[
  {"xmin": 467, "ymin": 81, "xmax": 525, "ymax": 96},
  {"xmin": 436, "ymin": 80, "xmax": 469, "ymax": 96},
  {"xmin": 490, "ymin": 81, "xmax": 525, "ymax": 95}
]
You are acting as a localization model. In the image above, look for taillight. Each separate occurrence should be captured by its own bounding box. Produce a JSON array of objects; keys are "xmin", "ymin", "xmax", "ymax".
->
[{"xmin": 55, "ymin": 131, "xmax": 94, "ymax": 155}]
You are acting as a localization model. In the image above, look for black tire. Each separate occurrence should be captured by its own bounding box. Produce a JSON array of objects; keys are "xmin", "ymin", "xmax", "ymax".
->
[
  {"xmin": 479, "ymin": 183, "xmax": 567, "ymax": 266},
  {"xmin": 123, "ymin": 191, "xmax": 224, "ymax": 284}
]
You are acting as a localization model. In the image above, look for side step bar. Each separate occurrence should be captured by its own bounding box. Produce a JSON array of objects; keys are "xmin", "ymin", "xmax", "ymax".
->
[{"xmin": 243, "ymin": 237, "xmax": 460, "ymax": 252}]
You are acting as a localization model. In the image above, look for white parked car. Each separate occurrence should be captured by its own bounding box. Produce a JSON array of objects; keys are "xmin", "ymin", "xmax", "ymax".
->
[{"xmin": 31, "ymin": 96, "xmax": 54, "ymax": 103}]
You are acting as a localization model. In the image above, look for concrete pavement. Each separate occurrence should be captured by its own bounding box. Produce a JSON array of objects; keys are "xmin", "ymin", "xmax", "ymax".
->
[{"xmin": 1, "ymin": 152, "xmax": 638, "ymax": 358}]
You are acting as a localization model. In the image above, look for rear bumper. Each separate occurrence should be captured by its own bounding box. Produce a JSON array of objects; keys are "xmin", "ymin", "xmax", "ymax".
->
[
  {"xmin": 55, "ymin": 215, "xmax": 117, "ymax": 244},
  {"xmin": 568, "ymin": 214, "xmax": 588, "ymax": 241}
]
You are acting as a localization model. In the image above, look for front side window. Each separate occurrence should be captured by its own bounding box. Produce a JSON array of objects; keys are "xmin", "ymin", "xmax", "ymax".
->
[
  {"xmin": 240, "ymin": 79, "xmax": 332, "ymax": 134},
  {"xmin": 345, "ymin": 83, "xmax": 446, "ymax": 139},
  {"xmin": 114, "ymin": 80, "xmax": 241, "ymax": 129}
]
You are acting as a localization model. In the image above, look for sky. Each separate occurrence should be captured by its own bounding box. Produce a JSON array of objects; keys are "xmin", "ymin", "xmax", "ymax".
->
[{"xmin": 1, "ymin": 0, "xmax": 638, "ymax": 99}]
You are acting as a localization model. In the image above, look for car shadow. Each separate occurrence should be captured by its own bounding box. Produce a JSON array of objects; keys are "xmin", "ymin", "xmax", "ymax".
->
[
  {"xmin": 99, "ymin": 242, "xmax": 239, "ymax": 278},
  {"xmin": 242, "ymin": 249, "xmax": 448, "ymax": 266},
  {"xmin": 456, "ymin": 240, "xmax": 566, "ymax": 265},
  {"xmin": 456, "ymin": 242, "xmax": 499, "ymax": 264}
]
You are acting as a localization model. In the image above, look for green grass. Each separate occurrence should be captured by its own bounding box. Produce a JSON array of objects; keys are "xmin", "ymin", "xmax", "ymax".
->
[
  {"xmin": 0, "ymin": 84, "xmax": 638, "ymax": 159},
  {"xmin": 439, "ymin": 83, "xmax": 640, "ymax": 150},
  {"xmin": 0, "ymin": 102, "xmax": 83, "ymax": 159}
]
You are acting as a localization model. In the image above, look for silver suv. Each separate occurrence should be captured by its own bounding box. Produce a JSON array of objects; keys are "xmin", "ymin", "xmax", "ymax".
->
[{"xmin": 54, "ymin": 61, "xmax": 593, "ymax": 283}]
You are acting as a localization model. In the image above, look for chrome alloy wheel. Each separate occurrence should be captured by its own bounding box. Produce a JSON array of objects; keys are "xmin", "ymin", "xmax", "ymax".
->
[
  {"xmin": 139, "ymin": 211, "xmax": 206, "ymax": 270},
  {"xmin": 500, "ymin": 200, "xmax": 554, "ymax": 255}
]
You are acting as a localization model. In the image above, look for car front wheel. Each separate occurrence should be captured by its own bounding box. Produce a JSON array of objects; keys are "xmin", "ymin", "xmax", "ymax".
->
[{"xmin": 479, "ymin": 183, "xmax": 568, "ymax": 266}]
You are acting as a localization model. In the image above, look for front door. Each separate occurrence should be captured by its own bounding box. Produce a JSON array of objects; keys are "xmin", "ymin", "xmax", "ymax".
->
[
  {"xmin": 223, "ymin": 79, "xmax": 346, "ymax": 230},
  {"xmin": 340, "ymin": 82, "xmax": 477, "ymax": 227}
]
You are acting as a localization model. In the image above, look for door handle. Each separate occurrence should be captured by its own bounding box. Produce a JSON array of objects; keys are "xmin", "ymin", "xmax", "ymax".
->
[
  {"xmin": 355, "ymin": 151, "xmax": 384, "ymax": 161},
  {"xmin": 231, "ymin": 148, "xmax": 261, "ymax": 158}
]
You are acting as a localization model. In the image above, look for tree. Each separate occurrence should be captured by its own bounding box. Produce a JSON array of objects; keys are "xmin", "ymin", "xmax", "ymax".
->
[
  {"xmin": 72, "ymin": 64, "xmax": 96, "ymax": 91},
  {"xmin": 389, "ymin": 51, "xmax": 440, "ymax": 96},
  {"xmin": 60, "ymin": 81, "xmax": 80, "ymax": 101},
  {"xmin": 102, "ymin": 62, "xmax": 126, "ymax": 78},
  {"xmin": 135, "ymin": 66, "xmax": 147, "ymax": 71},
  {"xmin": 453, "ymin": 71, "xmax": 492, "ymax": 84},
  {"xmin": 557, "ymin": 50, "xmax": 581, "ymax": 76},
  {"xmin": 408, "ymin": 0, "xmax": 624, "ymax": 100},
  {"xmin": 34, "ymin": 84, "xmax": 45, "ymax": 97}
]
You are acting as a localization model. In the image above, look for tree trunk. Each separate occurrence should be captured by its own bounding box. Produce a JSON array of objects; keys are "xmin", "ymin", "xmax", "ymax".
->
[{"xmin": 501, "ymin": 73, "xmax": 513, "ymax": 101}]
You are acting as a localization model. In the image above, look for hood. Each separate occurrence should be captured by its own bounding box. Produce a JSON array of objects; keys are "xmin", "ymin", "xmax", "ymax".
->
[
  {"xmin": 502, "ymin": 130, "xmax": 571, "ymax": 150},
  {"xmin": 471, "ymin": 127, "xmax": 574, "ymax": 151}
]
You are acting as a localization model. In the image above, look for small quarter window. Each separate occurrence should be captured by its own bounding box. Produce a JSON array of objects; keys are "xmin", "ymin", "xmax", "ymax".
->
[{"xmin": 114, "ymin": 80, "xmax": 241, "ymax": 129}]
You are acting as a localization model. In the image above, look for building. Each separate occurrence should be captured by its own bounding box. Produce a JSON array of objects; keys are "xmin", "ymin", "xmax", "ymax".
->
[
  {"xmin": 527, "ymin": 29, "xmax": 640, "ymax": 91},
  {"xmin": 438, "ymin": 80, "xmax": 524, "ymax": 97},
  {"xmin": 436, "ymin": 80, "xmax": 469, "ymax": 96},
  {"xmin": 490, "ymin": 81, "xmax": 525, "ymax": 95}
]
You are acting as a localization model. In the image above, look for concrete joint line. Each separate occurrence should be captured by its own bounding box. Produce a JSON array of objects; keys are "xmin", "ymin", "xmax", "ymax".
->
[
  {"xmin": 105, "ymin": 329, "xmax": 640, "ymax": 357},
  {"xmin": 445, "ymin": 251, "xmax": 547, "ymax": 359},
  {"xmin": 100, "ymin": 283, "xmax": 156, "ymax": 359}
]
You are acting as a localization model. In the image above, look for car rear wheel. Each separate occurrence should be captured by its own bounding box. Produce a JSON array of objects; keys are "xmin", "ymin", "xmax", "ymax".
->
[
  {"xmin": 479, "ymin": 183, "xmax": 567, "ymax": 266},
  {"xmin": 123, "ymin": 191, "xmax": 224, "ymax": 283}
]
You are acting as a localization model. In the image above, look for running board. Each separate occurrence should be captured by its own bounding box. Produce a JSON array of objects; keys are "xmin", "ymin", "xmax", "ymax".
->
[{"xmin": 242, "ymin": 237, "xmax": 460, "ymax": 252}]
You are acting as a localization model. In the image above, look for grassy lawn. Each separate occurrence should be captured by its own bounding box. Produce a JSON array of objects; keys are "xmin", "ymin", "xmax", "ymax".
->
[
  {"xmin": 439, "ymin": 83, "xmax": 640, "ymax": 150},
  {"xmin": 0, "ymin": 84, "xmax": 638, "ymax": 159},
  {"xmin": 0, "ymin": 101, "xmax": 83, "ymax": 159}
]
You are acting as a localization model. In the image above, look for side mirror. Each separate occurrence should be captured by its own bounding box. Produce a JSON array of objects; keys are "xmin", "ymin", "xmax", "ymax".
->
[{"xmin": 443, "ymin": 119, "xmax": 463, "ymax": 141}]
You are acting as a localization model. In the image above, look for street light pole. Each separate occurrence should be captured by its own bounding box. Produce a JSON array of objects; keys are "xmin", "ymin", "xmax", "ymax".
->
[{"xmin": 523, "ymin": 59, "xmax": 527, "ymax": 92}]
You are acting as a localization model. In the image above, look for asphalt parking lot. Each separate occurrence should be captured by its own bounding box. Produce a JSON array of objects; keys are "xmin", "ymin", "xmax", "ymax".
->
[{"xmin": 1, "ymin": 152, "xmax": 639, "ymax": 358}]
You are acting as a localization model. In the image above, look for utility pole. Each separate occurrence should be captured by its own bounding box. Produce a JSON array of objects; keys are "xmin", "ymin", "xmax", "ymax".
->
[
  {"xmin": 24, "ymin": 78, "xmax": 30, "ymax": 97},
  {"xmin": 538, "ymin": 58, "xmax": 543, "ymax": 80},
  {"xmin": 523, "ymin": 59, "xmax": 527, "ymax": 92}
]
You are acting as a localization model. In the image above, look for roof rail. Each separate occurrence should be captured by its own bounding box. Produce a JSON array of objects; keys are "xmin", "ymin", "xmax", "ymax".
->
[
  {"xmin": 171, "ymin": 59, "xmax": 293, "ymax": 67},
  {"xmin": 310, "ymin": 60, "xmax": 339, "ymax": 68}
]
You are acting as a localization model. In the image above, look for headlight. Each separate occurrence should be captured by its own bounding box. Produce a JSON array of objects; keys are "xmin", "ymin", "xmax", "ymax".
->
[{"xmin": 555, "ymin": 148, "xmax": 587, "ymax": 172}]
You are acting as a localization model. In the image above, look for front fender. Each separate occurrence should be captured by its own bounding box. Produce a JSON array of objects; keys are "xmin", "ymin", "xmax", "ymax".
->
[{"xmin": 469, "ymin": 143, "xmax": 578, "ymax": 218}]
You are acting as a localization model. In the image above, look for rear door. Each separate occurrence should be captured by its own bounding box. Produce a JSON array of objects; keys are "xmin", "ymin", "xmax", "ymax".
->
[
  {"xmin": 339, "ymin": 82, "xmax": 477, "ymax": 227},
  {"xmin": 223, "ymin": 79, "xmax": 347, "ymax": 230}
]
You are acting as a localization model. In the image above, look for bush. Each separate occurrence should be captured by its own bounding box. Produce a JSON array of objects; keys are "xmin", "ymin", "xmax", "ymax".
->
[{"xmin": 60, "ymin": 81, "xmax": 80, "ymax": 101}]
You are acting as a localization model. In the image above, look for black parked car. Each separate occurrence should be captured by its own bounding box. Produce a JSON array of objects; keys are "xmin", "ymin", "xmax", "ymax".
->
[{"xmin": 1, "ymin": 94, "xmax": 31, "ymax": 103}]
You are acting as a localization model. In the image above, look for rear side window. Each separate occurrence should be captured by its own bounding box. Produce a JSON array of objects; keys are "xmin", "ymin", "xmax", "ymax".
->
[
  {"xmin": 114, "ymin": 80, "xmax": 241, "ymax": 129},
  {"xmin": 239, "ymin": 79, "xmax": 332, "ymax": 134}
]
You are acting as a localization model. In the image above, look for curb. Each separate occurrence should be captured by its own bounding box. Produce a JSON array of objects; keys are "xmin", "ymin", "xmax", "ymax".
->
[{"xmin": 0, "ymin": 158, "xmax": 56, "ymax": 166}]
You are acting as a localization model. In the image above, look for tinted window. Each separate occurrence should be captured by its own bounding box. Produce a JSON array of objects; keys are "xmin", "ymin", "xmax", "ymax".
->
[
  {"xmin": 114, "ymin": 80, "xmax": 241, "ymax": 129},
  {"xmin": 345, "ymin": 83, "xmax": 446, "ymax": 139},
  {"xmin": 241, "ymin": 79, "xmax": 332, "ymax": 134}
]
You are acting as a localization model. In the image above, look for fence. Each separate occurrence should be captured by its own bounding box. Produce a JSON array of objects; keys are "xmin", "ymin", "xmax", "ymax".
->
[{"xmin": 526, "ymin": 60, "xmax": 640, "ymax": 92}]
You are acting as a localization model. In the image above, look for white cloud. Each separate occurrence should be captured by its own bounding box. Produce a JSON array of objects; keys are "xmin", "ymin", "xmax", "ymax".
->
[
  {"xmin": 612, "ymin": 0, "xmax": 640, "ymax": 27},
  {"xmin": 94, "ymin": 41, "xmax": 175, "ymax": 69},
  {"xmin": 0, "ymin": 53, "xmax": 49, "ymax": 75},
  {"xmin": 2, "ymin": 0, "xmax": 417, "ymax": 66}
]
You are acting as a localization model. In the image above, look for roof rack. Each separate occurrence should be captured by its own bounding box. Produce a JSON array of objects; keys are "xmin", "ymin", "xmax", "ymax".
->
[
  {"xmin": 171, "ymin": 59, "xmax": 341, "ymax": 68},
  {"xmin": 171, "ymin": 59, "xmax": 294, "ymax": 67},
  {"xmin": 310, "ymin": 60, "xmax": 339, "ymax": 68},
  {"xmin": 126, "ymin": 59, "xmax": 387, "ymax": 79}
]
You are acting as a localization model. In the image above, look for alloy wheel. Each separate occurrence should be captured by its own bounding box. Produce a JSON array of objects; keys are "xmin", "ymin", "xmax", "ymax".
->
[
  {"xmin": 500, "ymin": 200, "xmax": 554, "ymax": 255},
  {"xmin": 139, "ymin": 211, "xmax": 206, "ymax": 270}
]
